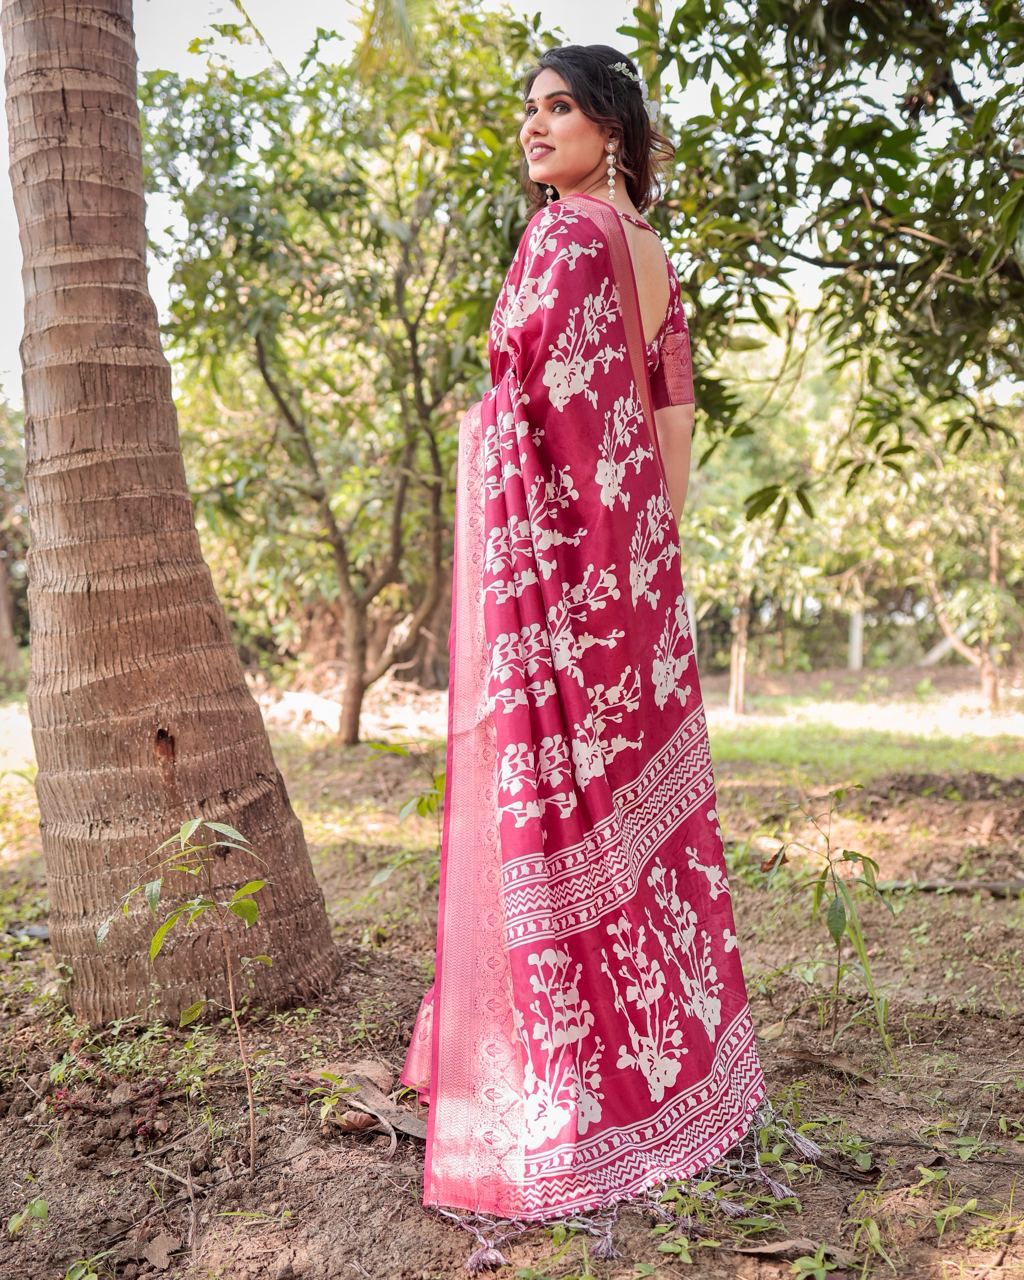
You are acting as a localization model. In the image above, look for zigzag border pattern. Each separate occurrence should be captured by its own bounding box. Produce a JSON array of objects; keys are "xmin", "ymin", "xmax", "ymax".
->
[
  {"xmin": 516, "ymin": 1008, "xmax": 766, "ymax": 1216},
  {"xmin": 499, "ymin": 706, "xmax": 714, "ymax": 948},
  {"xmin": 500, "ymin": 744, "xmax": 715, "ymax": 946}
]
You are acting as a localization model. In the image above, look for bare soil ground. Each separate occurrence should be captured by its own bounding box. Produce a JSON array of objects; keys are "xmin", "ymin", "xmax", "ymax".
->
[{"xmin": 1, "ymin": 665, "xmax": 1023, "ymax": 1280}]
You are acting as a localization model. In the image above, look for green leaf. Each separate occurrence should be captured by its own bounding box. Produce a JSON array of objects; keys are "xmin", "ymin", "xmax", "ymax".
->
[
  {"xmin": 795, "ymin": 485, "xmax": 815, "ymax": 518},
  {"xmin": 144, "ymin": 878, "xmax": 163, "ymax": 914},
  {"xmin": 366, "ymin": 740, "xmax": 410, "ymax": 757},
  {"xmin": 96, "ymin": 916, "xmax": 113, "ymax": 947},
  {"xmin": 826, "ymin": 894, "xmax": 846, "ymax": 945},
  {"xmin": 229, "ymin": 899, "xmax": 259, "ymax": 927},
  {"xmin": 150, "ymin": 906, "xmax": 186, "ymax": 961},
  {"xmin": 203, "ymin": 821, "xmax": 250, "ymax": 844},
  {"xmin": 229, "ymin": 879, "xmax": 267, "ymax": 902},
  {"xmin": 179, "ymin": 999, "xmax": 207, "ymax": 1028},
  {"xmin": 179, "ymin": 818, "xmax": 202, "ymax": 847}
]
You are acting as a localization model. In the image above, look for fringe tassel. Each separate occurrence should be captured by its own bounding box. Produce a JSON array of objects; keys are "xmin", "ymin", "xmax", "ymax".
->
[
  {"xmin": 564, "ymin": 1205, "xmax": 620, "ymax": 1260},
  {"xmin": 434, "ymin": 1209, "xmax": 531, "ymax": 1273},
  {"xmin": 434, "ymin": 1097, "xmax": 824, "ymax": 1271}
]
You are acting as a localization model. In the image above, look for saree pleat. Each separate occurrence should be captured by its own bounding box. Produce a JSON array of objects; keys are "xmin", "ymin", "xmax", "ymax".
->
[{"xmin": 403, "ymin": 194, "xmax": 766, "ymax": 1219}]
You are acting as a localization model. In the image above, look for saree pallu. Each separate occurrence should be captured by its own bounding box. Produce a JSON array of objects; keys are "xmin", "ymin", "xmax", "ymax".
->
[{"xmin": 402, "ymin": 193, "xmax": 767, "ymax": 1219}]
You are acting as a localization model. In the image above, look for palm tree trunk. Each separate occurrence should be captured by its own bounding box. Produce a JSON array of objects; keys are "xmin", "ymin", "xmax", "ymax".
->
[{"xmin": 1, "ymin": 0, "xmax": 339, "ymax": 1023}]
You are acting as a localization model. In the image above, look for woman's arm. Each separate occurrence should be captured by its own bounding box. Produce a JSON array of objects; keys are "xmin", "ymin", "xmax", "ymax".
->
[{"xmin": 654, "ymin": 402, "xmax": 694, "ymax": 526}]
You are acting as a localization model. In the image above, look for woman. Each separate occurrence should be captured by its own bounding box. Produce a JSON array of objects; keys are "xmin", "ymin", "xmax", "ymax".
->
[{"xmin": 402, "ymin": 43, "xmax": 783, "ymax": 1238}]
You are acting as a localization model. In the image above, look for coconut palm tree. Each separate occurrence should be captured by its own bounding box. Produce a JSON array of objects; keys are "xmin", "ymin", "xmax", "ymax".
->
[{"xmin": 0, "ymin": 0, "xmax": 338, "ymax": 1023}]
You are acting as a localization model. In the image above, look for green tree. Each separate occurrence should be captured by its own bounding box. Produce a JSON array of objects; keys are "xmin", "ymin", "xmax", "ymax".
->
[
  {"xmin": 633, "ymin": 0, "xmax": 1023, "ymax": 478},
  {"xmin": 142, "ymin": 1, "xmax": 558, "ymax": 741}
]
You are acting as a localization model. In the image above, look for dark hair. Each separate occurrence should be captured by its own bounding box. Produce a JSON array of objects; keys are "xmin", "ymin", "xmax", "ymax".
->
[{"xmin": 520, "ymin": 45, "xmax": 676, "ymax": 217}]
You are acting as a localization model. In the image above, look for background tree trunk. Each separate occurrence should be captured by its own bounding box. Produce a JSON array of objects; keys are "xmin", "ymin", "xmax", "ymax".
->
[
  {"xmin": 0, "ymin": 547, "xmax": 19, "ymax": 676},
  {"xmin": 1, "ymin": 0, "xmax": 339, "ymax": 1023},
  {"xmin": 728, "ymin": 593, "xmax": 749, "ymax": 716},
  {"xmin": 847, "ymin": 607, "xmax": 864, "ymax": 671}
]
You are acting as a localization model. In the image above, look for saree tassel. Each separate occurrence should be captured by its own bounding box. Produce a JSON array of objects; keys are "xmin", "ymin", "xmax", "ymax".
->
[
  {"xmin": 777, "ymin": 1118, "xmax": 823, "ymax": 1162},
  {"xmin": 588, "ymin": 1207, "xmax": 620, "ymax": 1261},
  {"xmin": 465, "ymin": 1244, "xmax": 508, "ymax": 1274},
  {"xmin": 434, "ymin": 1209, "xmax": 528, "ymax": 1274},
  {"xmin": 757, "ymin": 1168, "xmax": 796, "ymax": 1201}
]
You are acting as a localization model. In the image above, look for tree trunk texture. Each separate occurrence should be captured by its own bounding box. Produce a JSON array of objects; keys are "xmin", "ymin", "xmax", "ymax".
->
[
  {"xmin": 1, "ymin": 0, "xmax": 339, "ymax": 1023},
  {"xmin": 847, "ymin": 607, "xmax": 864, "ymax": 671},
  {"xmin": 728, "ymin": 595, "xmax": 748, "ymax": 716},
  {"xmin": 0, "ymin": 548, "xmax": 20, "ymax": 675},
  {"xmin": 340, "ymin": 604, "xmax": 368, "ymax": 745},
  {"xmin": 984, "ymin": 524, "xmax": 1001, "ymax": 712}
]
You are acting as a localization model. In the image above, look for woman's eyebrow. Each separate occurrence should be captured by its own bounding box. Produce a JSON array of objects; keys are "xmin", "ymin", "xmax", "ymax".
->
[{"xmin": 524, "ymin": 90, "xmax": 576, "ymax": 105}]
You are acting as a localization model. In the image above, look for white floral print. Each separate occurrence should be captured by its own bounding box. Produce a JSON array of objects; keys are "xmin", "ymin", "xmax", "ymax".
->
[
  {"xmin": 600, "ymin": 917, "xmax": 688, "ymax": 1102},
  {"xmin": 546, "ymin": 565, "xmax": 624, "ymax": 686},
  {"xmin": 595, "ymin": 386, "xmax": 653, "ymax": 511},
  {"xmin": 516, "ymin": 947, "xmax": 605, "ymax": 1144},
  {"xmin": 629, "ymin": 492, "xmax": 680, "ymax": 609},
  {"xmin": 542, "ymin": 279, "xmax": 627, "ymax": 411},
  {"xmin": 651, "ymin": 591, "xmax": 694, "ymax": 709},
  {"xmin": 647, "ymin": 862, "xmax": 724, "ymax": 1041},
  {"xmin": 570, "ymin": 665, "xmax": 644, "ymax": 789}
]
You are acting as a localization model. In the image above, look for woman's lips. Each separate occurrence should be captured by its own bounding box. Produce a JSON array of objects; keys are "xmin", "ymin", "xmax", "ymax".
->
[{"xmin": 528, "ymin": 145, "xmax": 554, "ymax": 160}]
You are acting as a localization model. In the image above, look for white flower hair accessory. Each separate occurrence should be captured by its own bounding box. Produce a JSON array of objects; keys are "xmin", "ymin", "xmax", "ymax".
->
[{"xmin": 608, "ymin": 60, "xmax": 659, "ymax": 124}]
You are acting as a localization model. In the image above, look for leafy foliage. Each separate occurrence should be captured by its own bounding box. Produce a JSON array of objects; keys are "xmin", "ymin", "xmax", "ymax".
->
[{"xmin": 637, "ymin": 0, "xmax": 1024, "ymax": 462}]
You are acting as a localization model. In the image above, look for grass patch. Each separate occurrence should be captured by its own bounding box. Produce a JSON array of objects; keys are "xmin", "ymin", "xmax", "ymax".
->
[{"xmin": 709, "ymin": 723, "xmax": 1024, "ymax": 784}]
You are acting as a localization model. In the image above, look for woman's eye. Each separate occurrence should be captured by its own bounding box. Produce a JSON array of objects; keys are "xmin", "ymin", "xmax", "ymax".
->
[{"xmin": 524, "ymin": 101, "xmax": 569, "ymax": 118}]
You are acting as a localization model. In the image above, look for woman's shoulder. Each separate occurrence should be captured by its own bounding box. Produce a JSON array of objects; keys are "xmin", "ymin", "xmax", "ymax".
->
[{"xmin": 515, "ymin": 200, "xmax": 611, "ymax": 271}]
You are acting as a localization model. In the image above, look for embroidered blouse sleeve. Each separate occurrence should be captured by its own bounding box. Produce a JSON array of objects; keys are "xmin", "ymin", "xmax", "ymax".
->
[{"xmin": 649, "ymin": 291, "xmax": 695, "ymax": 411}]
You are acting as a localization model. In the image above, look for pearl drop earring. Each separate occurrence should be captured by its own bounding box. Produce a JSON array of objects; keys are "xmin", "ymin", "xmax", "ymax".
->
[
  {"xmin": 545, "ymin": 185, "xmax": 556, "ymax": 204},
  {"xmin": 606, "ymin": 139, "xmax": 617, "ymax": 202}
]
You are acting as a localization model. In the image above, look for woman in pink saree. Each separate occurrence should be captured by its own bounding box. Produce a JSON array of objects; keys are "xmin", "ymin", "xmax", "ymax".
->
[{"xmin": 402, "ymin": 44, "xmax": 799, "ymax": 1245}]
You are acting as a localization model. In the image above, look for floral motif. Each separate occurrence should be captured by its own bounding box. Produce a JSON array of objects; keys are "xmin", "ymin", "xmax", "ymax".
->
[
  {"xmin": 686, "ymin": 843, "xmax": 731, "ymax": 901},
  {"xmin": 526, "ymin": 462, "xmax": 587, "ymax": 578},
  {"xmin": 546, "ymin": 564, "xmax": 623, "ymax": 686},
  {"xmin": 651, "ymin": 592, "xmax": 694, "ymax": 709},
  {"xmin": 516, "ymin": 948, "xmax": 606, "ymax": 1144},
  {"xmin": 595, "ymin": 386, "xmax": 653, "ymax": 511},
  {"xmin": 629, "ymin": 492, "xmax": 680, "ymax": 610},
  {"xmin": 496, "ymin": 735, "xmax": 579, "ymax": 827},
  {"xmin": 542, "ymin": 279, "xmax": 626, "ymax": 411},
  {"xmin": 570, "ymin": 665, "xmax": 644, "ymax": 789},
  {"xmin": 487, "ymin": 623, "xmax": 557, "ymax": 715},
  {"xmin": 647, "ymin": 861, "xmax": 724, "ymax": 1041},
  {"xmin": 600, "ymin": 917, "xmax": 688, "ymax": 1102}
]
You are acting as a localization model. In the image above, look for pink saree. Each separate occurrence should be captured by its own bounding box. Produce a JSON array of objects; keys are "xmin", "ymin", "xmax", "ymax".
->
[{"xmin": 402, "ymin": 192, "xmax": 767, "ymax": 1220}]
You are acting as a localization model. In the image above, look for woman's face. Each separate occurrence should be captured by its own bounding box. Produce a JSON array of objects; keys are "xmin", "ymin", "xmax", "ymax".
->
[{"xmin": 520, "ymin": 67, "xmax": 610, "ymax": 196}]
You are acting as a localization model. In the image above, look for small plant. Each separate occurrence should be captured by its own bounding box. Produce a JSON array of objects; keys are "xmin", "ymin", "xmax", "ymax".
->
[
  {"xmin": 933, "ymin": 1195, "xmax": 979, "ymax": 1241},
  {"xmin": 308, "ymin": 1070, "xmax": 358, "ymax": 1124},
  {"xmin": 64, "ymin": 1253, "xmax": 115, "ymax": 1280},
  {"xmin": 769, "ymin": 787, "xmax": 894, "ymax": 1061},
  {"xmin": 7, "ymin": 1195, "xmax": 48, "ymax": 1237},
  {"xmin": 845, "ymin": 1187, "xmax": 897, "ymax": 1276},
  {"xmin": 791, "ymin": 1243, "xmax": 838, "ymax": 1279},
  {"xmin": 96, "ymin": 818, "xmax": 270, "ymax": 1174}
]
